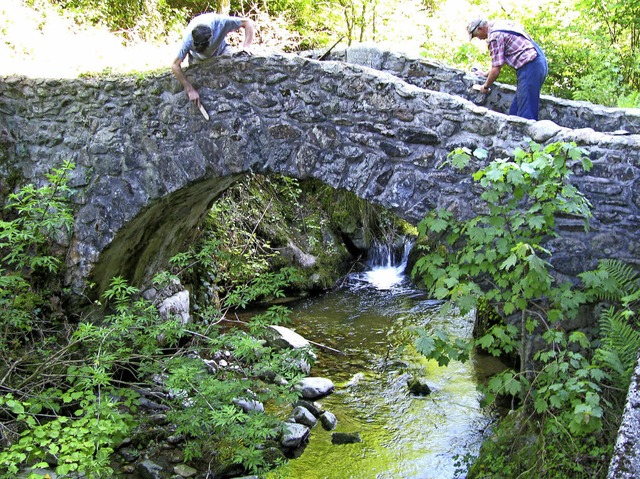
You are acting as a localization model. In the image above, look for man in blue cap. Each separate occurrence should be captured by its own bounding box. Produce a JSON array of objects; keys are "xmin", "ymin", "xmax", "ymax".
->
[
  {"xmin": 468, "ymin": 17, "xmax": 547, "ymax": 120},
  {"xmin": 172, "ymin": 12, "xmax": 255, "ymax": 108}
]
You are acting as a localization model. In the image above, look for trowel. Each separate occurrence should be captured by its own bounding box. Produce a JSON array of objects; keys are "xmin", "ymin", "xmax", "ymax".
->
[{"xmin": 198, "ymin": 103, "xmax": 210, "ymax": 120}]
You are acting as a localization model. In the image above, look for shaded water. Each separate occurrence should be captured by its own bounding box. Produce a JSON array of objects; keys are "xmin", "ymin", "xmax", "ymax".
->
[{"xmin": 275, "ymin": 244, "xmax": 501, "ymax": 479}]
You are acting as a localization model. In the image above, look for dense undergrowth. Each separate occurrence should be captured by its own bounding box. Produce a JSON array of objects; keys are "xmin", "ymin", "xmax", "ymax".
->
[
  {"xmin": 411, "ymin": 142, "xmax": 640, "ymax": 478},
  {"xmin": 0, "ymin": 166, "xmax": 409, "ymax": 478}
]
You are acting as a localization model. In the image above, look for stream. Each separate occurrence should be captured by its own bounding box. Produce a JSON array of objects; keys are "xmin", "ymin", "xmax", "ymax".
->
[{"xmin": 273, "ymin": 243, "xmax": 504, "ymax": 479}]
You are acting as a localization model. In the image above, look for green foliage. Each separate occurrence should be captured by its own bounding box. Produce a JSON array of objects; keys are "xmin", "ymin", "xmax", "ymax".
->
[
  {"xmin": 412, "ymin": 142, "xmax": 640, "ymax": 477},
  {"xmin": 0, "ymin": 160, "xmax": 74, "ymax": 275},
  {"xmin": 329, "ymin": 0, "xmax": 381, "ymax": 45},
  {"xmin": 74, "ymin": 276, "xmax": 186, "ymax": 375},
  {"xmin": 224, "ymin": 268, "xmax": 300, "ymax": 309},
  {"xmin": 467, "ymin": 407, "xmax": 611, "ymax": 478},
  {"xmin": 529, "ymin": 330, "xmax": 606, "ymax": 435},
  {"xmin": 164, "ymin": 341, "xmax": 305, "ymax": 474},
  {"xmin": 0, "ymin": 161, "xmax": 74, "ymax": 346},
  {"xmin": 581, "ymin": 259, "xmax": 640, "ymax": 389},
  {"xmin": 414, "ymin": 326, "xmax": 471, "ymax": 366},
  {"xmin": 0, "ymin": 388, "xmax": 135, "ymax": 478},
  {"xmin": 46, "ymin": 0, "xmax": 187, "ymax": 41},
  {"xmin": 524, "ymin": 0, "xmax": 640, "ymax": 105},
  {"xmin": 0, "ymin": 162, "xmax": 130, "ymax": 478},
  {"xmin": 412, "ymin": 142, "xmax": 592, "ymax": 319},
  {"xmin": 76, "ymin": 275, "xmax": 307, "ymax": 476},
  {"xmin": 571, "ymin": 52, "xmax": 630, "ymax": 106},
  {"xmin": 158, "ymin": 300, "xmax": 308, "ymax": 473},
  {"xmin": 0, "ymin": 273, "xmax": 174, "ymax": 478},
  {"xmin": 576, "ymin": 0, "xmax": 640, "ymax": 90}
]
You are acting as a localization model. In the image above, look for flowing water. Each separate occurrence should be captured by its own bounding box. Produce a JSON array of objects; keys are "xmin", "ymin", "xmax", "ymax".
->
[{"xmin": 274, "ymin": 243, "xmax": 504, "ymax": 479}]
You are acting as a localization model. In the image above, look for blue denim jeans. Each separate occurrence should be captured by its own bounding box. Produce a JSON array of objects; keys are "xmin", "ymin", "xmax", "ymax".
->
[{"xmin": 510, "ymin": 41, "xmax": 548, "ymax": 120}]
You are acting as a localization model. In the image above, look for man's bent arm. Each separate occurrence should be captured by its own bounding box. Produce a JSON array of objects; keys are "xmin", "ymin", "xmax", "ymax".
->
[
  {"xmin": 241, "ymin": 19, "xmax": 255, "ymax": 51},
  {"xmin": 172, "ymin": 57, "xmax": 200, "ymax": 106},
  {"xmin": 482, "ymin": 65, "xmax": 502, "ymax": 91}
]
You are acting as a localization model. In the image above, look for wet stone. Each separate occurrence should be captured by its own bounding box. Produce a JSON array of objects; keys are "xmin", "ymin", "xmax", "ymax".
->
[
  {"xmin": 320, "ymin": 411, "xmax": 338, "ymax": 431},
  {"xmin": 281, "ymin": 422, "xmax": 310, "ymax": 448},
  {"xmin": 294, "ymin": 399, "xmax": 324, "ymax": 417},
  {"xmin": 174, "ymin": 463, "xmax": 198, "ymax": 477},
  {"xmin": 291, "ymin": 405, "xmax": 318, "ymax": 427},
  {"xmin": 137, "ymin": 459, "xmax": 164, "ymax": 479},
  {"xmin": 331, "ymin": 432, "xmax": 362, "ymax": 445},
  {"xmin": 407, "ymin": 376, "xmax": 432, "ymax": 396},
  {"xmin": 297, "ymin": 377, "xmax": 335, "ymax": 399}
]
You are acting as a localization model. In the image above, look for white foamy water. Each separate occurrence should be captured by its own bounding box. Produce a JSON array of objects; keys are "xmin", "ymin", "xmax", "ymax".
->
[
  {"xmin": 363, "ymin": 263, "xmax": 407, "ymax": 289},
  {"xmin": 361, "ymin": 240, "xmax": 413, "ymax": 290}
]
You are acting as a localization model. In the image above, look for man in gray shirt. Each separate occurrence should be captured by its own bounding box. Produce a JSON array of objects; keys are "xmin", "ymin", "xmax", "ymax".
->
[{"xmin": 171, "ymin": 12, "xmax": 255, "ymax": 108}]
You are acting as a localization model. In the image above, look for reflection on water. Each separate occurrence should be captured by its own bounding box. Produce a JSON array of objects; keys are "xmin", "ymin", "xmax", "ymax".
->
[{"xmin": 275, "ymin": 255, "xmax": 497, "ymax": 479}]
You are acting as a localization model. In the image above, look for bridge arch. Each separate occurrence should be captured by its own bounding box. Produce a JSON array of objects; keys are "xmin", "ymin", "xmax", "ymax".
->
[{"xmin": 0, "ymin": 52, "xmax": 639, "ymax": 298}]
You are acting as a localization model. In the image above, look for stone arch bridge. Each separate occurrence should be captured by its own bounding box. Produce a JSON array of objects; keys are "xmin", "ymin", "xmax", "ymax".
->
[
  {"xmin": 0, "ymin": 47, "xmax": 639, "ymax": 300},
  {"xmin": 1, "ymin": 47, "xmax": 640, "ymax": 479}
]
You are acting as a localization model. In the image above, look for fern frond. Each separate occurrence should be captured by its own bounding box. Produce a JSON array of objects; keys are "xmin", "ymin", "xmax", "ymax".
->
[
  {"xmin": 595, "ymin": 348, "xmax": 630, "ymax": 385},
  {"xmin": 595, "ymin": 259, "xmax": 640, "ymax": 302},
  {"xmin": 598, "ymin": 306, "xmax": 640, "ymax": 388}
]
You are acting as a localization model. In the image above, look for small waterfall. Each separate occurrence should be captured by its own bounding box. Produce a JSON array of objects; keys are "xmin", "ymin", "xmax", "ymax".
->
[{"xmin": 358, "ymin": 238, "xmax": 414, "ymax": 290}]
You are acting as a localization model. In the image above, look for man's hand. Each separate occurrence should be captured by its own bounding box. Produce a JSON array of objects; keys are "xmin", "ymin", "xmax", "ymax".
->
[
  {"xmin": 187, "ymin": 87, "xmax": 201, "ymax": 106},
  {"xmin": 172, "ymin": 57, "xmax": 202, "ymax": 106},
  {"xmin": 472, "ymin": 84, "xmax": 490, "ymax": 94}
]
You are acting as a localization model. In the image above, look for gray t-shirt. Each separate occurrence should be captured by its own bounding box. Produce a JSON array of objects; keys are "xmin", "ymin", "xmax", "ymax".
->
[{"xmin": 177, "ymin": 13, "xmax": 243, "ymax": 62}]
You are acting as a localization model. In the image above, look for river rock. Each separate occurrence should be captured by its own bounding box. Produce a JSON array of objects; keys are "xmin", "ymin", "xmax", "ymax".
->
[
  {"xmin": 255, "ymin": 367, "xmax": 289, "ymax": 385},
  {"xmin": 281, "ymin": 422, "xmax": 310, "ymax": 448},
  {"xmin": 527, "ymin": 119, "xmax": 564, "ymax": 143},
  {"xmin": 297, "ymin": 377, "xmax": 335, "ymax": 399},
  {"xmin": 119, "ymin": 447, "xmax": 140, "ymax": 462},
  {"xmin": 267, "ymin": 325, "xmax": 311, "ymax": 349},
  {"xmin": 331, "ymin": 432, "xmax": 362, "ymax": 445},
  {"xmin": 294, "ymin": 399, "xmax": 324, "ymax": 417},
  {"xmin": 280, "ymin": 240, "xmax": 317, "ymax": 267},
  {"xmin": 137, "ymin": 459, "xmax": 164, "ymax": 479},
  {"xmin": 266, "ymin": 326, "xmax": 316, "ymax": 373},
  {"xmin": 407, "ymin": 376, "xmax": 432, "ymax": 396},
  {"xmin": 291, "ymin": 405, "xmax": 318, "ymax": 427},
  {"xmin": 233, "ymin": 397, "xmax": 265, "ymax": 413},
  {"xmin": 320, "ymin": 411, "xmax": 338, "ymax": 430},
  {"xmin": 174, "ymin": 463, "xmax": 198, "ymax": 477},
  {"xmin": 167, "ymin": 434, "xmax": 184, "ymax": 445},
  {"xmin": 157, "ymin": 289, "xmax": 191, "ymax": 324}
]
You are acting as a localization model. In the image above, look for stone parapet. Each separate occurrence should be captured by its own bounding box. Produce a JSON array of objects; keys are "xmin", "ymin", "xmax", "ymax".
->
[{"xmin": 318, "ymin": 45, "xmax": 640, "ymax": 134}]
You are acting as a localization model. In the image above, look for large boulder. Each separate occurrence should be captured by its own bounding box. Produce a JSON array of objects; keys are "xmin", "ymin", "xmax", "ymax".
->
[
  {"xmin": 296, "ymin": 377, "xmax": 335, "ymax": 399},
  {"xmin": 281, "ymin": 422, "xmax": 310, "ymax": 448},
  {"xmin": 266, "ymin": 325, "xmax": 311, "ymax": 349},
  {"xmin": 265, "ymin": 325, "xmax": 317, "ymax": 374}
]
